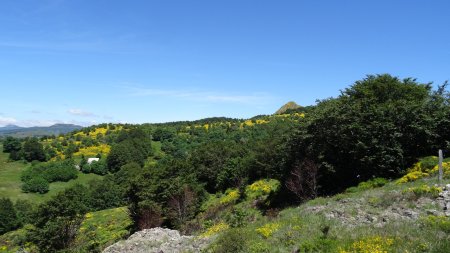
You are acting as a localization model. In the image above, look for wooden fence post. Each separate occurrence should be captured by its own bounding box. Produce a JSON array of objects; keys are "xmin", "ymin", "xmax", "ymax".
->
[{"xmin": 438, "ymin": 149, "xmax": 443, "ymax": 183}]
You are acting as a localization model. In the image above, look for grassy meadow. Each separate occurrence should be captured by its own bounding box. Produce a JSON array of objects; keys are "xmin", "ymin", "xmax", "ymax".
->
[{"xmin": 0, "ymin": 145, "xmax": 103, "ymax": 204}]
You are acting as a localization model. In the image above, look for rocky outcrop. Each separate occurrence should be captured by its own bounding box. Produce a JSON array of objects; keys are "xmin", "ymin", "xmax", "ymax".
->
[
  {"xmin": 102, "ymin": 228, "xmax": 210, "ymax": 253},
  {"xmin": 437, "ymin": 184, "xmax": 450, "ymax": 216},
  {"xmin": 305, "ymin": 184, "xmax": 450, "ymax": 228}
]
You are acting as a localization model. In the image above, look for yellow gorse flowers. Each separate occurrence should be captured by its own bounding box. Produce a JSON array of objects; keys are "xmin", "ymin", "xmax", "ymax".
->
[
  {"xmin": 339, "ymin": 236, "xmax": 394, "ymax": 253},
  {"xmin": 255, "ymin": 223, "xmax": 281, "ymax": 238}
]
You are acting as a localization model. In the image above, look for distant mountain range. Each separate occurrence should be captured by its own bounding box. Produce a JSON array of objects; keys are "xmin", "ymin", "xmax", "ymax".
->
[{"xmin": 0, "ymin": 124, "xmax": 83, "ymax": 137}]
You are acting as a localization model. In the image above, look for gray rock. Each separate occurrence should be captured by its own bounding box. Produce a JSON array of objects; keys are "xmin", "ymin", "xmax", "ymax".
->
[{"xmin": 103, "ymin": 228, "xmax": 210, "ymax": 253}]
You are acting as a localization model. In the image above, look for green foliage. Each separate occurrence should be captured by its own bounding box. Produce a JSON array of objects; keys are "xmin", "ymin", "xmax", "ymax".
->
[
  {"xmin": 346, "ymin": 177, "xmax": 388, "ymax": 193},
  {"xmin": 42, "ymin": 160, "xmax": 78, "ymax": 182},
  {"xmin": 3, "ymin": 137, "xmax": 22, "ymax": 161},
  {"xmin": 21, "ymin": 177, "xmax": 49, "ymax": 194},
  {"xmin": 189, "ymin": 140, "xmax": 248, "ymax": 192},
  {"xmin": 14, "ymin": 200, "xmax": 34, "ymax": 226},
  {"xmin": 287, "ymin": 74, "xmax": 448, "ymax": 193},
  {"xmin": 421, "ymin": 215, "xmax": 450, "ymax": 233},
  {"xmin": 209, "ymin": 228, "xmax": 248, "ymax": 253},
  {"xmin": 22, "ymin": 138, "xmax": 46, "ymax": 162},
  {"xmin": 79, "ymin": 156, "xmax": 89, "ymax": 173},
  {"xmin": 20, "ymin": 160, "xmax": 78, "ymax": 194},
  {"xmin": 403, "ymin": 185, "xmax": 442, "ymax": 199},
  {"xmin": 30, "ymin": 184, "xmax": 89, "ymax": 252},
  {"xmin": 0, "ymin": 198, "xmax": 19, "ymax": 235},
  {"xmin": 90, "ymin": 159, "xmax": 108, "ymax": 175},
  {"xmin": 87, "ymin": 177, "xmax": 124, "ymax": 211},
  {"xmin": 72, "ymin": 207, "xmax": 131, "ymax": 252},
  {"xmin": 224, "ymin": 207, "xmax": 252, "ymax": 228},
  {"xmin": 107, "ymin": 129, "xmax": 152, "ymax": 172},
  {"xmin": 22, "ymin": 160, "xmax": 78, "ymax": 183},
  {"xmin": 245, "ymin": 179, "xmax": 280, "ymax": 200}
]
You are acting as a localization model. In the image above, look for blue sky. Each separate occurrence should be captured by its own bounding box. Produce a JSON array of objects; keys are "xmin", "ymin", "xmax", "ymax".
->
[{"xmin": 0, "ymin": 0, "xmax": 449, "ymax": 126}]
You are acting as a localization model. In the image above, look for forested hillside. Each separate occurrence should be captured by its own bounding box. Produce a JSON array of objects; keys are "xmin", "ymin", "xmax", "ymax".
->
[{"xmin": 0, "ymin": 74, "xmax": 449, "ymax": 252}]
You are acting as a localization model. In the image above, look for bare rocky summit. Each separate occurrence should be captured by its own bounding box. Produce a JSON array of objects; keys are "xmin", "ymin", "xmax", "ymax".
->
[
  {"xmin": 102, "ymin": 228, "xmax": 210, "ymax": 253},
  {"xmin": 274, "ymin": 101, "xmax": 301, "ymax": 114}
]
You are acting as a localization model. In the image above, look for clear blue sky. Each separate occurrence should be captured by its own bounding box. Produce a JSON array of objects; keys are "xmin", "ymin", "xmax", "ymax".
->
[{"xmin": 1, "ymin": 0, "xmax": 449, "ymax": 126}]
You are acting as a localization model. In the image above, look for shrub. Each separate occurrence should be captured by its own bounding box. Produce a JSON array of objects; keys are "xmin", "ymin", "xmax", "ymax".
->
[
  {"xmin": 339, "ymin": 236, "xmax": 394, "ymax": 253},
  {"xmin": 200, "ymin": 222, "xmax": 229, "ymax": 238},
  {"xmin": 219, "ymin": 189, "xmax": 240, "ymax": 205},
  {"xmin": 255, "ymin": 222, "xmax": 280, "ymax": 238},
  {"xmin": 245, "ymin": 179, "xmax": 280, "ymax": 200},
  {"xmin": 346, "ymin": 178, "xmax": 389, "ymax": 193},
  {"xmin": 403, "ymin": 185, "xmax": 442, "ymax": 198},
  {"xmin": 208, "ymin": 228, "xmax": 247, "ymax": 253},
  {"xmin": 421, "ymin": 215, "xmax": 450, "ymax": 233},
  {"xmin": 397, "ymin": 157, "xmax": 450, "ymax": 184},
  {"xmin": 397, "ymin": 171, "xmax": 430, "ymax": 184},
  {"xmin": 357, "ymin": 178, "xmax": 388, "ymax": 189},
  {"xmin": 224, "ymin": 207, "xmax": 251, "ymax": 228},
  {"xmin": 90, "ymin": 160, "xmax": 108, "ymax": 175},
  {"xmin": 43, "ymin": 160, "xmax": 78, "ymax": 182},
  {"xmin": 21, "ymin": 160, "xmax": 78, "ymax": 191},
  {"xmin": 22, "ymin": 177, "xmax": 49, "ymax": 194}
]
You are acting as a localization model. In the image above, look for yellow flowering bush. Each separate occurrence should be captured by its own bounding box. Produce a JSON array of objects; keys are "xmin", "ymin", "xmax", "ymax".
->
[
  {"xmin": 339, "ymin": 236, "xmax": 394, "ymax": 253},
  {"xmin": 200, "ymin": 222, "xmax": 229, "ymax": 238},
  {"xmin": 74, "ymin": 144, "xmax": 111, "ymax": 157},
  {"xmin": 403, "ymin": 185, "xmax": 442, "ymax": 198},
  {"xmin": 219, "ymin": 189, "xmax": 240, "ymax": 205},
  {"xmin": 255, "ymin": 119, "xmax": 269, "ymax": 124},
  {"xmin": 245, "ymin": 179, "xmax": 280, "ymax": 200},
  {"xmin": 397, "ymin": 157, "xmax": 450, "ymax": 184},
  {"xmin": 430, "ymin": 162, "xmax": 450, "ymax": 175},
  {"xmin": 255, "ymin": 222, "xmax": 281, "ymax": 238},
  {"xmin": 397, "ymin": 171, "xmax": 430, "ymax": 184}
]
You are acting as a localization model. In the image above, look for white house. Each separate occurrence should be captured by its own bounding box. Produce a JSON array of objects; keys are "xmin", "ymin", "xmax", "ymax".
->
[{"xmin": 87, "ymin": 158, "xmax": 100, "ymax": 165}]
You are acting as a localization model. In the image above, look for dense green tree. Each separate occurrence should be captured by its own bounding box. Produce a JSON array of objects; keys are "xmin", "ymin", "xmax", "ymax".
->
[
  {"xmin": 107, "ymin": 129, "xmax": 152, "ymax": 172},
  {"xmin": 287, "ymin": 74, "xmax": 447, "ymax": 193},
  {"xmin": 87, "ymin": 177, "xmax": 124, "ymax": 210},
  {"xmin": 30, "ymin": 184, "xmax": 89, "ymax": 252},
  {"xmin": 0, "ymin": 198, "xmax": 19, "ymax": 234},
  {"xmin": 152, "ymin": 127, "xmax": 176, "ymax": 141},
  {"xmin": 23, "ymin": 138, "xmax": 46, "ymax": 162},
  {"xmin": 90, "ymin": 159, "xmax": 108, "ymax": 175},
  {"xmin": 14, "ymin": 199, "xmax": 34, "ymax": 226},
  {"xmin": 3, "ymin": 136, "xmax": 21, "ymax": 153},
  {"xmin": 188, "ymin": 140, "xmax": 246, "ymax": 192},
  {"xmin": 79, "ymin": 155, "xmax": 89, "ymax": 173}
]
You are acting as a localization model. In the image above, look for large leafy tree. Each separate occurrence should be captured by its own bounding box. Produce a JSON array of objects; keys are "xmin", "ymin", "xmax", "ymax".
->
[
  {"xmin": 22, "ymin": 137, "xmax": 46, "ymax": 162},
  {"xmin": 30, "ymin": 184, "xmax": 89, "ymax": 252},
  {"xmin": 107, "ymin": 128, "xmax": 152, "ymax": 172},
  {"xmin": 0, "ymin": 198, "xmax": 19, "ymax": 235},
  {"xmin": 2, "ymin": 136, "xmax": 21, "ymax": 153},
  {"xmin": 288, "ymin": 74, "xmax": 446, "ymax": 193}
]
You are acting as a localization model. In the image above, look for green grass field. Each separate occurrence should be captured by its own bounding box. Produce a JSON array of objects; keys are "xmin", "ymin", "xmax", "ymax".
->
[{"xmin": 0, "ymin": 145, "xmax": 103, "ymax": 204}]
